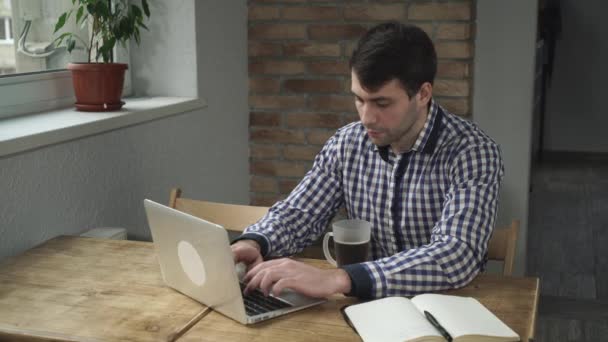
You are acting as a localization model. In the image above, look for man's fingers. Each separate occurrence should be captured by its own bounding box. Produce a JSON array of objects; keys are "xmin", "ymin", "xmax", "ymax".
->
[
  {"xmin": 244, "ymin": 269, "xmax": 266, "ymax": 294},
  {"xmin": 243, "ymin": 258, "xmax": 284, "ymax": 283},
  {"xmin": 271, "ymin": 278, "xmax": 296, "ymax": 297}
]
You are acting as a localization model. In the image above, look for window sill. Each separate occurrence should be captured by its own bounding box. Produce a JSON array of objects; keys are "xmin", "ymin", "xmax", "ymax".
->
[{"xmin": 0, "ymin": 96, "xmax": 207, "ymax": 157}]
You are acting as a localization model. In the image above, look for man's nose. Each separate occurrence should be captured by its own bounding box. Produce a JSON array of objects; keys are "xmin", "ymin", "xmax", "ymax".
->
[{"xmin": 359, "ymin": 103, "xmax": 377, "ymax": 126}]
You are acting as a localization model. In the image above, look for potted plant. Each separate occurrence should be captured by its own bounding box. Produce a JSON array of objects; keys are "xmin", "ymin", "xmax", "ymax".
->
[{"xmin": 53, "ymin": 0, "xmax": 151, "ymax": 111}]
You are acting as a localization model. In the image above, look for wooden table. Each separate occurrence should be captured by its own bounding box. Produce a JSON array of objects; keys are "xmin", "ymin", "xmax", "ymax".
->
[
  {"xmin": 0, "ymin": 236, "xmax": 206, "ymax": 342},
  {"xmin": 179, "ymin": 259, "xmax": 540, "ymax": 342},
  {"xmin": 0, "ymin": 236, "xmax": 539, "ymax": 342}
]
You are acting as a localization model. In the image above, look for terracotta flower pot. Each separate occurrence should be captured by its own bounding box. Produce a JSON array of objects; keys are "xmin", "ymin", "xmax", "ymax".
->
[{"xmin": 67, "ymin": 63, "xmax": 128, "ymax": 112}]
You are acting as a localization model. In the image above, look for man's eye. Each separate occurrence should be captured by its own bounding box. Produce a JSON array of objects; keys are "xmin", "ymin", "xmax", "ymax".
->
[{"xmin": 376, "ymin": 102, "xmax": 390, "ymax": 108}]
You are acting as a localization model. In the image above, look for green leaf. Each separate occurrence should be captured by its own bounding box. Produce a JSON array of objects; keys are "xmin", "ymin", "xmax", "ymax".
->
[
  {"xmin": 67, "ymin": 38, "xmax": 76, "ymax": 53},
  {"xmin": 54, "ymin": 12, "xmax": 68, "ymax": 33},
  {"xmin": 80, "ymin": 15, "xmax": 89, "ymax": 29},
  {"xmin": 76, "ymin": 6, "xmax": 84, "ymax": 24},
  {"xmin": 131, "ymin": 5, "xmax": 142, "ymax": 19},
  {"xmin": 52, "ymin": 32, "xmax": 71, "ymax": 47},
  {"xmin": 142, "ymin": 0, "xmax": 150, "ymax": 17}
]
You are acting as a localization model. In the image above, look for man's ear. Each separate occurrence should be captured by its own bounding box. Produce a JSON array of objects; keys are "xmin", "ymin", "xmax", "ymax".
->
[{"xmin": 417, "ymin": 82, "xmax": 433, "ymax": 107}]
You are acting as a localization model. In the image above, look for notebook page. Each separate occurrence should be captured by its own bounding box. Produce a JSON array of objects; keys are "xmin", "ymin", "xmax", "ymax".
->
[
  {"xmin": 411, "ymin": 294, "xmax": 519, "ymax": 339},
  {"xmin": 345, "ymin": 297, "xmax": 441, "ymax": 342}
]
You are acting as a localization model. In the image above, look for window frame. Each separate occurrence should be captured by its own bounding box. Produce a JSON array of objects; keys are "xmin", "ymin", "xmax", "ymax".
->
[
  {"xmin": 0, "ymin": 1, "xmax": 132, "ymax": 120},
  {"xmin": 0, "ymin": 17, "xmax": 13, "ymax": 43}
]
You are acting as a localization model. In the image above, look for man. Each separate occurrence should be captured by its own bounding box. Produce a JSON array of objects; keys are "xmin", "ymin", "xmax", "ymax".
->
[{"xmin": 232, "ymin": 22, "xmax": 504, "ymax": 300}]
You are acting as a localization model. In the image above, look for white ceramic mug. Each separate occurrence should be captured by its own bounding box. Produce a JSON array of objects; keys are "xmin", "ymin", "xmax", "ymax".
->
[{"xmin": 322, "ymin": 219, "xmax": 371, "ymax": 267}]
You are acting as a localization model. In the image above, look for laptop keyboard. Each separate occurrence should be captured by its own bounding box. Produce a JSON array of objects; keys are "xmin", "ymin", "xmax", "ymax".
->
[{"xmin": 240, "ymin": 283, "xmax": 293, "ymax": 316}]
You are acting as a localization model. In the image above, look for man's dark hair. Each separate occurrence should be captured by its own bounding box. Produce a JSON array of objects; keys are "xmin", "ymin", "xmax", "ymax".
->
[{"xmin": 350, "ymin": 22, "xmax": 437, "ymax": 98}]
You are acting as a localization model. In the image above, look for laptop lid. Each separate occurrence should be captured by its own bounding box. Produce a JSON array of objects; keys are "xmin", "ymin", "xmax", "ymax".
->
[
  {"xmin": 144, "ymin": 199, "xmax": 248, "ymax": 323},
  {"xmin": 143, "ymin": 199, "xmax": 326, "ymax": 325}
]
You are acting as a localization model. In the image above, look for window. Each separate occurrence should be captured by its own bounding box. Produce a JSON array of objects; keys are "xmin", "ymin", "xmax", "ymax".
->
[
  {"xmin": 0, "ymin": 17, "xmax": 12, "ymax": 41},
  {"xmin": 0, "ymin": 1, "xmax": 130, "ymax": 119}
]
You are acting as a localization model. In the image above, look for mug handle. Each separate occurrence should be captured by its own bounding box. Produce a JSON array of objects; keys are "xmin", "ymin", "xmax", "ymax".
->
[{"xmin": 322, "ymin": 232, "xmax": 337, "ymax": 267}]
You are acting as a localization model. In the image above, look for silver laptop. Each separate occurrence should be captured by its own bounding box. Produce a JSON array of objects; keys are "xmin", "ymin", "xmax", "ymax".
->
[{"xmin": 143, "ymin": 199, "xmax": 326, "ymax": 324}]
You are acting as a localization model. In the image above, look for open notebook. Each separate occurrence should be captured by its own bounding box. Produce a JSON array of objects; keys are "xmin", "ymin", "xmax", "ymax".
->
[{"xmin": 343, "ymin": 294, "xmax": 519, "ymax": 342}]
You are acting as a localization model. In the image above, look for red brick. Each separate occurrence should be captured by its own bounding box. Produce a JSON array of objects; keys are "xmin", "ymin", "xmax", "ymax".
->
[
  {"xmin": 408, "ymin": 2, "xmax": 472, "ymax": 20},
  {"xmin": 284, "ymin": 43, "xmax": 340, "ymax": 57},
  {"xmin": 249, "ymin": 60, "xmax": 306, "ymax": 75},
  {"xmin": 409, "ymin": 22, "xmax": 434, "ymax": 38},
  {"xmin": 250, "ymin": 112, "xmax": 281, "ymax": 126},
  {"xmin": 250, "ymin": 144, "xmax": 281, "ymax": 159},
  {"xmin": 307, "ymin": 61, "xmax": 350, "ymax": 75},
  {"xmin": 344, "ymin": 41, "xmax": 357, "ymax": 58},
  {"xmin": 279, "ymin": 179, "xmax": 301, "ymax": 194},
  {"xmin": 309, "ymin": 24, "xmax": 367, "ymax": 40},
  {"xmin": 342, "ymin": 79, "xmax": 351, "ymax": 92},
  {"xmin": 249, "ymin": 78, "xmax": 281, "ymax": 93},
  {"xmin": 438, "ymin": 98, "xmax": 470, "ymax": 116},
  {"xmin": 250, "ymin": 95, "xmax": 306, "ymax": 110},
  {"xmin": 307, "ymin": 130, "xmax": 335, "ymax": 145},
  {"xmin": 309, "ymin": 95, "xmax": 355, "ymax": 112},
  {"xmin": 248, "ymin": 42, "xmax": 282, "ymax": 57},
  {"xmin": 342, "ymin": 113, "xmax": 360, "ymax": 125},
  {"xmin": 282, "ymin": 6, "xmax": 340, "ymax": 21},
  {"xmin": 283, "ymin": 145, "xmax": 323, "ymax": 161},
  {"xmin": 437, "ymin": 23, "xmax": 471, "ymax": 40},
  {"xmin": 251, "ymin": 161, "xmax": 306, "ymax": 177},
  {"xmin": 437, "ymin": 62, "xmax": 469, "ymax": 79},
  {"xmin": 434, "ymin": 79, "xmax": 470, "ymax": 97},
  {"xmin": 249, "ymin": 6, "xmax": 280, "ymax": 20},
  {"xmin": 344, "ymin": 4, "xmax": 405, "ymax": 21},
  {"xmin": 251, "ymin": 176, "xmax": 279, "ymax": 193},
  {"xmin": 436, "ymin": 42, "xmax": 472, "ymax": 59},
  {"xmin": 250, "ymin": 128, "xmax": 306, "ymax": 144},
  {"xmin": 283, "ymin": 79, "xmax": 343, "ymax": 93},
  {"xmin": 249, "ymin": 24, "xmax": 307, "ymax": 40},
  {"xmin": 286, "ymin": 112, "xmax": 342, "ymax": 128}
]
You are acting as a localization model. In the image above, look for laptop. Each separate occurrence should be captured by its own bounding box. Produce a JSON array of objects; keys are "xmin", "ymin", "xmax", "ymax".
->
[{"xmin": 143, "ymin": 199, "xmax": 326, "ymax": 324}]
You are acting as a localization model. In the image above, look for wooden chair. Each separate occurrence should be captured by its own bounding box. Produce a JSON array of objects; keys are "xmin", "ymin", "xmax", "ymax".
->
[
  {"xmin": 169, "ymin": 188, "xmax": 328, "ymax": 258},
  {"xmin": 487, "ymin": 220, "xmax": 519, "ymax": 276},
  {"xmin": 169, "ymin": 188, "xmax": 269, "ymax": 233}
]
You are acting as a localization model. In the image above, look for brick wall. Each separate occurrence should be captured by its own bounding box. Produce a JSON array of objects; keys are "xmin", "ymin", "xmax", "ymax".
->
[{"xmin": 248, "ymin": 0, "xmax": 475, "ymax": 206}]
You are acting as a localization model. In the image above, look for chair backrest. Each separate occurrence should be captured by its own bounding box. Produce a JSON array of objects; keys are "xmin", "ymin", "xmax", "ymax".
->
[
  {"xmin": 487, "ymin": 220, "xmax": 519, "ymax": 276},
  {"xmin": 169, "ymin": 188, "xmax": 269, "ymax": 232}
]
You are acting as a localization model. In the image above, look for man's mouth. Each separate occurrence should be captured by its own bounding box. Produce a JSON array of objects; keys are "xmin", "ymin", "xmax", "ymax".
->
[{"xmin": 367, "ymin": 130, "xmax": 383, "ymax": 138}]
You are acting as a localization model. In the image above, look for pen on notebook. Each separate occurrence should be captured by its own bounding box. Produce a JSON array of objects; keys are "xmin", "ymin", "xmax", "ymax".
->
[{"xmin": 424, "ymin": 310, "xmax": 453, "ymax": 342}]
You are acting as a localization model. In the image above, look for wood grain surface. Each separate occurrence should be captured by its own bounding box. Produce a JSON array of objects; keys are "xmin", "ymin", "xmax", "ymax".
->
[
  {"xmin": 0, "ymin": 236, "xmax": 207, "ymax": 342},
  {"xmin": 179, "ymin": 258, "xmax": 539, "ymax": 341}
]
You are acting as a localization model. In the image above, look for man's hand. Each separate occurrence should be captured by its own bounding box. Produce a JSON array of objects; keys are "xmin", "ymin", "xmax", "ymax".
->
[
  {"xmin": 231, "ymin": 240, "xmax": 263, "ymax": 269},
  {"xmin": 243, "ymin": 258, "xmax": 352, "ymax": 298}
]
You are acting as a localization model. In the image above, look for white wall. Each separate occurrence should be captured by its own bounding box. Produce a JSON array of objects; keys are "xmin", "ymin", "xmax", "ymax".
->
[
  {"xmin": 473, "ymin": 0, "xmax": 538, "ymax": 275},
  {"xmin": 0, "ymin": 0, "xmax": 249, "ymax": 260},
  {"xmin": 543, "ymin": 0, "xmax": 608, "ymax": 152}
]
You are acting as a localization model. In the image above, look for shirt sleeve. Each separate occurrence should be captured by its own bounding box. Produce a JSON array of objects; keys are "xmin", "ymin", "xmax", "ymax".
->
[
  {"xmin": 343, "ymin": 142, "xmax": 505, "ymax": 299},
  {"xmin": 240, "ymin": 133, "xmax": 345, "ymax": 257}
]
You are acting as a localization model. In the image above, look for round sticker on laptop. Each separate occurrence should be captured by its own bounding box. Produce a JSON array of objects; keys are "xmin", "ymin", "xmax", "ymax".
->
[{"xmin": 177, "ymin": 240, "xmax": 206, "ymax": 287}]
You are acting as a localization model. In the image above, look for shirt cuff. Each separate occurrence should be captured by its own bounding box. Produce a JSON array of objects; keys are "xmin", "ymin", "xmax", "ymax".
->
[
  {"xmin": 341, "ymin": 263, "xmax": 374, "ymax": 299},
  {"xmin": 231, "ymin": 232, "xmax": 270, "ymax": 257}
]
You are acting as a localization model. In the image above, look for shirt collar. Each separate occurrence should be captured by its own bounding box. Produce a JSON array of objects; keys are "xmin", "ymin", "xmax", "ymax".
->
[{"xmin": 371, "ymin": 99, "xmax": 443, "ymax": 161}]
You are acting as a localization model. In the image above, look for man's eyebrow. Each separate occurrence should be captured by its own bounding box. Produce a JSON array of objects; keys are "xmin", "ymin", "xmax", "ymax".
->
[{"xmin": 351, "ymin": 92, "xmax": 391, "ymax": 102}]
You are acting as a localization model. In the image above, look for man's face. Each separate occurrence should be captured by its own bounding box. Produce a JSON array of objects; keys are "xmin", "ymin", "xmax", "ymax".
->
[{"xmin": 351, "ymin": 71, "xmax": 428, "ymax": 151}]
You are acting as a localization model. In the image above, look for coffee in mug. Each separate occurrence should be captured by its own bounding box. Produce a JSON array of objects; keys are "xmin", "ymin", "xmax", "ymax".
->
[{"xmin": 323, "ymin": 219, "xmax": 371, "ymax": 267}]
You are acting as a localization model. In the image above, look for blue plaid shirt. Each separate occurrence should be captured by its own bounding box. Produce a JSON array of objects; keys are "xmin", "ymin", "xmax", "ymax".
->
[{"xmin": 240, "ymin": 100, "xmax": 504, "ymax": 299}]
